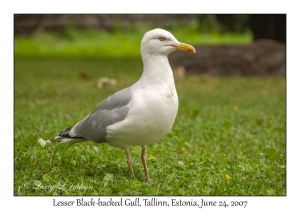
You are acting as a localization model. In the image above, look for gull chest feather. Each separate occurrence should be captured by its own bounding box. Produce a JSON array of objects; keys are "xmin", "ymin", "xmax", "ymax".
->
[{"xmin": 106, "ymin": 86, "xmax": 178, "ymax": 148}]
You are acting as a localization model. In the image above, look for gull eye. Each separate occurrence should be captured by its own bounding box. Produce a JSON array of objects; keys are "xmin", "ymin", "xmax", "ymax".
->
[{"xmin": 159, "ymin": 36, "xmax": 166, "ymax": 42}]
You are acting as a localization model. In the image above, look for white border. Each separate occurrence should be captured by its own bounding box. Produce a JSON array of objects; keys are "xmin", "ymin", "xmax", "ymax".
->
[{"xmin": 3, "ymin": 1, "xmax": 299, "ymax": 209}]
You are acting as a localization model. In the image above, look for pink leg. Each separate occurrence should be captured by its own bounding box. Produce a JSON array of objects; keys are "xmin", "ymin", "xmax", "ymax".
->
[
  {"xmin": 125, "ymin": 148, "xmax": 135, "ymax": 179},
  {"xmin": 141, "ymin": 145, "xmax": 150, "ymax": 182}
]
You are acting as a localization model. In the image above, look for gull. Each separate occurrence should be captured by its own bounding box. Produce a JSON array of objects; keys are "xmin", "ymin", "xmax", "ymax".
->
[{"xmin": 38, "ymin": 28, "xmax": 196, "ymax": 182}]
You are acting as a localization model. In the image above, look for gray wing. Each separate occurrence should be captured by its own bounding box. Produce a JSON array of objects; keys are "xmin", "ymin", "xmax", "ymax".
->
[{"xmin": 71, "ymin": 87, "xmax": 133, "ymax": 143}]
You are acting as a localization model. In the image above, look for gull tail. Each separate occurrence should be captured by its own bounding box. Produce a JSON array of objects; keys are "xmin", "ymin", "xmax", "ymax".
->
[{"xmin": 38, "ymin": 126, "xmax": 88, "ymax": 148}]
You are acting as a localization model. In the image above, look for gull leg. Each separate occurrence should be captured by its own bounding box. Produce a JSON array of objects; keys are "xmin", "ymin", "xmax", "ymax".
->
[
  {"xmin": 141, "ymin": 145, "xmax": 150, "ymax": 183},
  {"xmin": 125, "ymin": 147, "xmax": 135, "ymax": 180}
]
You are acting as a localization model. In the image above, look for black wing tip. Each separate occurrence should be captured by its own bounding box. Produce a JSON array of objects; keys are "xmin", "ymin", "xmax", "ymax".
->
[{"xmin": 57, "ymin": 126, "xmax": 87, "ymax": 139}]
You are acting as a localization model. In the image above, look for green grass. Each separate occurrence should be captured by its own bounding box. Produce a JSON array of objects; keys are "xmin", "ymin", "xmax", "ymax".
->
[
  {"xmin": 14, "ymin": 26, "xmax": 253, "ymax": 59},
  {"xmin": 14, "ymin": 57, "xmax": 285, "ymax": 196}
]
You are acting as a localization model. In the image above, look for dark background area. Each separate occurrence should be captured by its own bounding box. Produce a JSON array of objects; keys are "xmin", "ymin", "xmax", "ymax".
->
[{"xmin": 14, "ymin": 14, "xmax": 286, "ymax": 43}]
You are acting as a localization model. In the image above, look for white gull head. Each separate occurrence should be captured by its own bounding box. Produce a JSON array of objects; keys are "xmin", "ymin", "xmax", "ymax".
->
[{"xmin": 141, "ymin": 28, "xmax": 196, "ymax": 57}]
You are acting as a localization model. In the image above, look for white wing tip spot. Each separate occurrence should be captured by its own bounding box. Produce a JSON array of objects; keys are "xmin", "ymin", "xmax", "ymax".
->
[{"xmin": 38, "ymin": 138, "xmax": 53, "ymax": 148}]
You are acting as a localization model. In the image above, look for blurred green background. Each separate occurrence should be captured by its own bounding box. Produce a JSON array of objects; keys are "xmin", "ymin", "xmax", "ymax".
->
[{"xmin": 14, "ymin": 14, "xmax": 286, "ymax": 58}]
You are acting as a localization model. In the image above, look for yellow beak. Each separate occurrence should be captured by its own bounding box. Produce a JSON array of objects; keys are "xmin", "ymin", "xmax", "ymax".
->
[{"xmin": 173, "ymin": 42, "xmax": 196, "ymax": 53}]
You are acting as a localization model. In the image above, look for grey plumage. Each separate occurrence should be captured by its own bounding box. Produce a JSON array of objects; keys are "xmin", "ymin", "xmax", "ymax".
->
[{"xmin": 69, "ymin": 87, "xmax": 132, "ymax": 142}]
